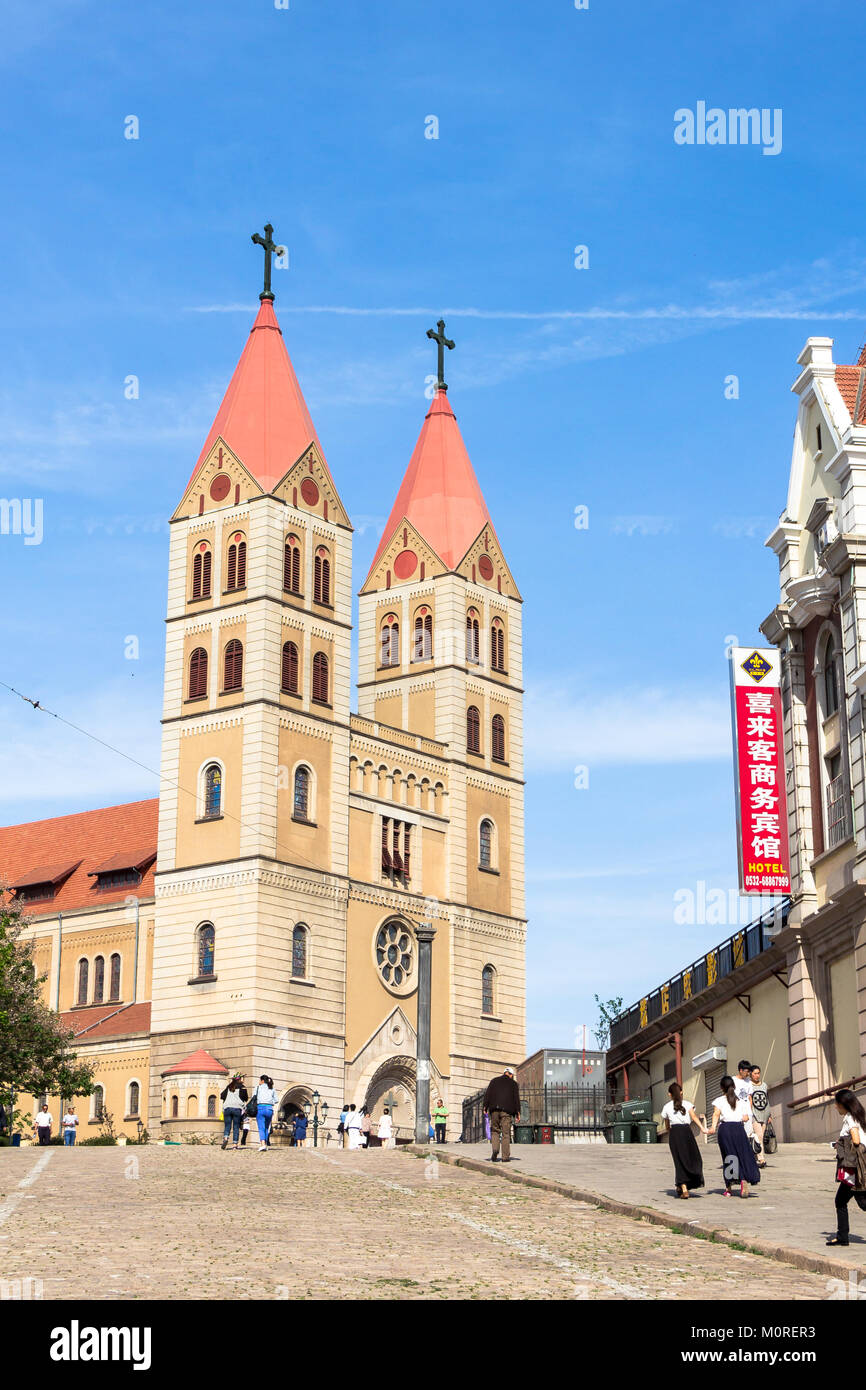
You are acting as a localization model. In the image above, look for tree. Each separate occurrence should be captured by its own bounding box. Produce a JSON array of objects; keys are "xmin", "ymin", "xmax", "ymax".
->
[
  {"xmin": 0, "ymin": 891, "xmax": 95, "ymax": 1103},
  {"xmin": 593, "ymin": 994, "xmax": 624, "ymax": 1051}
]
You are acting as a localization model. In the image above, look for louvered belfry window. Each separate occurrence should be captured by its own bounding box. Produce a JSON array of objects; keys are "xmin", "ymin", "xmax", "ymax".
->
[
  {"xmin": 466, "ymin": 611, "xmax": 480, "ymax": 663},
  {"xmin": 312, "ymin": 652, "xmax": 329, "ymax": 704},
  {"xmin": 281, "ymin": 641, "xmax": 299, "ymax": 694},
  {"xmin": 492, "ymin": 713, "xmax": 506, "ymax": 761},
  {"xmin": 380, "ymin": 616, "xmax": 399, "ymax": 667},
  {"xmin": 467, "ymin": 705, "xmax": 481, "ymax": 753},
  {"xmin": 284, "ymin": 536, "xmax": 301, "ymax": 594},
  {"xmin": 224, "ymin": 639, "xmax": 243, "ymax": 691},
  {"xmin": 189, "ymin": 647, "xmax": 208, "ymax": 700},
  {"xmin": 192, "ymin": 548, "xmax": 212, "ymax": 600},
  {"xmin": 413, "ymin": 609, "xmax": 433, "ymax": 661},
  {"xmin": 381, "ymin": 817, "xmax": 411, "ymax": 883},
  {"xmin": 314, "ymin": 548, "xmax": 331, "ymax": 604},
  {"xmin": 226, "ymin": 537, "xmax": 246, "ymax": 591},
  {"xmin": 491, "ymin": 618, "xmax": 505, "ymax": 671}
]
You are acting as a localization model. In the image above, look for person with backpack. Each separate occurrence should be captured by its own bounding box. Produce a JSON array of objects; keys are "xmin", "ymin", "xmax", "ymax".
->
[
  {"xmin": 251, "ymin": 1075, "xmax": 277, "ymax": 1151},
  {"xmin": 827, "ymin": 1088, "xmax": 866, "ymax": 1247},
  {"xmin": 220, "ymin": 1075, "xmax": 248, "ymax": 1150}
]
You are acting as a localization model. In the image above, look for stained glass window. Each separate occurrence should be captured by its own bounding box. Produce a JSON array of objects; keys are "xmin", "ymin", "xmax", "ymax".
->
[
  {"xmin": 294, "ymin": 766, "xmax": 310, "ymax": 821},
  {"xmin": 480, "ymin": 819, "xmax": 493, "ymax": 868},
  {"xmin": 376, "ymin": 922, "xmax": 413, "ymax": 989},
  {"xmin": 292, "ymin": 924, "xmax": 308, "ymax": 978},
  {"xmin": 197, "ymin": 923, "xmax": 215, "ymax": 977},
  {"xmin": 482, "ymin": 965, "xmax": 495, "ymax": 1015},
  {"xmin": 204, "ymin": 764, "xmax": 222, "ymax": 819},
  {"xmin": 93, "ymin": 955, "xmax": 105, "ymax": 1004}
]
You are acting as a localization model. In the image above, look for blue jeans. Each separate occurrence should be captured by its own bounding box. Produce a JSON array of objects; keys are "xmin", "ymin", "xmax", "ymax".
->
[
  {"xmin": 63, "ymin": 1129, "xmax": 76, "ymax": 1146},
  {"xmin": 223, "ymin": 1110, "xmax": 241, "ymax": 1143},
  {"xmin": 256, "ymin": 1106, "xmax": 273, "ymax": 1143}
]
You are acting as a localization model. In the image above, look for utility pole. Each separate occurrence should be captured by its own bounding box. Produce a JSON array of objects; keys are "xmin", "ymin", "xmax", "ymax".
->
[{"xmin": 414, "ymin": 922, "xmax": 436, "ymax": 1144}]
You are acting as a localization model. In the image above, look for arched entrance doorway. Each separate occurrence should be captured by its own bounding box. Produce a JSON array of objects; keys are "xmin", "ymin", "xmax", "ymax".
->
[{"xmin": 363, "ymin": 1055, "xmax": 417, "ymax": 1141}]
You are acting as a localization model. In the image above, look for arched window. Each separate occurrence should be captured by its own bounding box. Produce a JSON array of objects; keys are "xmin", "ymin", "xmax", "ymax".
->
[
  {"xmin": 414, "ymin": 608, "xmax": 433, "ymax": 661},
  {"xmin": 479, "ymin": 818, "xmax": 494, "ymax": 868},
  {"xmin": 224, "ymin": 638, "xmax": 243, "ymax": 692},
  {"xmin": 77, "ymin": 958, "xmax": 89, "ymax": 1006},
  {"xmin": 467, "ymin": 705, "xmax": 481, "ymax": 754},
  {"xmin": 482, "ymin": 965, "xmax": 496, "ymax": 1015},
  {"xmin": 93, "ymin": 955, "xmax": 105, "ymax": 1005},
  {"xmin": 380, "ymin": 615, "xmax": 400, "ymax": 667},
  {"xmin": 170, "ymin": 1095, "xmax": 179, "ymax": 1118},
  {"xmin": 284, "ymin": 535, "xmax": 302, "ymax": 594},
  {"xmin": 312, "ymin": 651, "xmax": 329, "ymax": 704},
  {"xmin": 207, "ymin": 1094, "xmax": 217, "ymax": 1118},
  {"xmin": 292, "ymin": 923, "xmax": 308, "ymax": 978},
  {"xmin": 466, "ymin": 610, "xmax": 480, "ymax": 664},
  {"xmin": 314, "ymin": 547, "xmax": 331, "ymax": 604},
  {"xmin": 109, "ymin": 953, "xmax": 121, "ymax": 1001},
  {"xmin": 492, "ymin": 714, "xmax": 506, "ymax": 762},
  {"xmin": 192, "ymin": 547, "xmax": 212, "ymax": 600},
  {"xmin": 203, "ymin": 763, "xmax": 222, "ymax": 819},
  {"xmin": 824, "ymin": 637, "xmax": 839, "ymax": 716},
  {"xmin": 91, "ymin": 1085, "xmax": 105, "ymax": 1121},
  {"xmin": 128, "ymin": 1081, "xmax": 140, "ymax": 1117},
  {"xmin": 293, "ymin": 766, "xmax": 311, "ymax": 821},
  {"xmin": 189, "ymin": 647, "xmax": 208, "ymax": 700},
  {"xmin": 226, "ymin": 535, "xmax": 246, "ymax": 591},
  {"xmin": 491, "ymin": 618, "xmax": 505, "ymax": 672},
  {"xmin": 281, "ymin": 640, "xmax": 299, "ymax": 694},
  {"xmin": 197, "ymin": 923, "xmax": 215, "ymax": 978}
]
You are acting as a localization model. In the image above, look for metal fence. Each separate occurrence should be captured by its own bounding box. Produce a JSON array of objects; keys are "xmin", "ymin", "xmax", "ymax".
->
[
  {"xmin": 461, "ymin": 1084, "xmax": 608, "ymax": 1142},
  {"xmin": 609, "ymin": 899, "xmax": 789, "ymax": 1049}
]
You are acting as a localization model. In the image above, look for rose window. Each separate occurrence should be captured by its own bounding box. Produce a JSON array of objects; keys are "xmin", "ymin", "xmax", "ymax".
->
[{"xmin": 376, "ymin": 923, "xmax": 413, "ymax": 989}]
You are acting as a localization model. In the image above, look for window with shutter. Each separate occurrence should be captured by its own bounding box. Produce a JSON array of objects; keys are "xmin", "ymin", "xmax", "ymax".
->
[
  {"xmin": 492, "ymin": 714, "xmax": 506, "ymax": 761},
  {"xmin": 284, "ymin": 536, "xmax": 301, "ymax": 594},
  {"xmin": 109, "ymin": 953, "xmax": 121, "ymax": 1001},
  {"xmin": 380, "ymin": 616, "xmax": 399, "ymax": 667},
  {"xmin": 281, "ymin": 641, "xmax": 299, "ymax": 694},
  {"xmin": 314, "ymin": 549, "xmax": 331, "ymax": 604},
  {"xmin": 226, "ymin": 543, "xmax": 237, "ymax": 591},
  {"xmin": 413, "ymin": 609, "xmax": 433, "ymax": 661},
  {"xmin": 192, "ymin": 552, "xmax": 202, "ymax": 600},
  {"xmin": 224, "ymin": 639, "xmax": 243, "ymax": 691},
  {"xmin": 226, "ymin": 536, "xmax": 246, "ymax": 592},
  {"xmin": 491, "ymin": 618, "xmax": 505, "ymax": 671},
  {"xmin": 466, "ymin": 612, "xmax": 480, "ymax": 663},
  {"xmin": 312, "ymin": 652, "xmax": 329, "ymax": 704},
  {"xmin": 236, "ymin": 540, "xmax": 246, "ymax": 588},
  {"xmin": 467, "ymin": 705, "xmax": 481, "ymax": 753},
  {"xmin": 189, "ymin": 647, "xmax": 208, "ymax": 700}
]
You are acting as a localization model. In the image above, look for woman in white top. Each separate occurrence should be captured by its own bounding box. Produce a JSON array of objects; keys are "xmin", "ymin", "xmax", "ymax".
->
[
  {"xmin": 828, "ymin": 1087, "xmax": 866, "ymax": 1247},
  {"xmin": 707, "ymin": 1075, "xmax": 760, "ymax": 1197},
  {"xmin": 253, "ymin": 1075, "xmax": 278, "ymax": 1151},
  {"xmin": 661, "ymin": 1082, "xmax": 707, "ymax": 1199},
  {"xmin": 377, "ymin": 1107, "xmax": 393, "ymax": 1149}
]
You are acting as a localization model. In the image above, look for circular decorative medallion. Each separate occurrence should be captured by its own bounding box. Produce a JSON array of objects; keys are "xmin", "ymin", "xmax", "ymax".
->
[
  {"xmin": 301, "ymin": 478, "xmax": 320, "ymax": 506},
  {"xmin": 209, "ymin": 474, "xmax": 231, "ymax": 502},
  {"xmin": 394, "ymin": 548, "xmax": 418, "ymax": 579},
  {"xmin": 198, "ymin": 542, "xmax": 208, "ymax": 553},
  {"xmin": 478, "ymin": 555, "xmax": 494, "ymax": 581},
  {"xmin": 373, "ymin": 921, "xmax": 416, "ymax": 996}
]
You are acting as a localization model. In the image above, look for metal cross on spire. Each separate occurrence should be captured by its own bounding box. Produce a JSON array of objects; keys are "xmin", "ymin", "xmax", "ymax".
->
[
  {"xmin": 426, "ymin": 318, "xmax": 455, "ymax": 391},
  {"xmin": 251, "ymin": 222, "xmax": 284, "ymax": 302}
]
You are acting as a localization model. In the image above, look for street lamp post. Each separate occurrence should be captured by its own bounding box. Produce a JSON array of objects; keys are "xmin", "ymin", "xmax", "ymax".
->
[
  {"xmin": 305, "ymin": 1090, "xmax": 328, "ymax": 1148},
  {"xmin": 414, "ymin": 921, "xmax": 436, "ymax": 1144}
]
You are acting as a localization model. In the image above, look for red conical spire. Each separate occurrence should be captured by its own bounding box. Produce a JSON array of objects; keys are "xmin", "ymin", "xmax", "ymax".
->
[
  {"xmin": 368, "ymin": 389, "xmax": 493, "ymax": 576},
  {"xmin": 188, "ymin": 299, "xmax": 331, "ymax": 494}
]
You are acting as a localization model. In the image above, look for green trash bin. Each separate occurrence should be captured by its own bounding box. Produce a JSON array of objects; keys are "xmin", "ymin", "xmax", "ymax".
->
[
  {"xmin": 611, "ymin": 1121, "xmax": 634, "ymax": 1144},
  {"xmin": 513, "ymin": 1124, "xmax": 534, "ymax": 1145},
  {"xmin": 636, "ymin": 1120, "xmax": 658, "ymax": 1143},
  {"xmin": 621, "ymin": 1099, "xmax": 653, "ymax": 1123}
]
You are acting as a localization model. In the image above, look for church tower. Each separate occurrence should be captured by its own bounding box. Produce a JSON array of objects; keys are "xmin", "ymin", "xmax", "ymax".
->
[
  {"xmin": 148, "ymin": 229, "xmax": 353, "ymax": 1123},
  {"xmin": 356, "ymin": 323, "xmax": 526, "ymax": 1115}
]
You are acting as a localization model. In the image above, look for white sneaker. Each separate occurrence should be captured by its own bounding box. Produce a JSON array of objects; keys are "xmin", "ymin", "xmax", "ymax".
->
[{"xmin": 258, "ymin": 1143, "xmax": 266, "ymax": 1151}]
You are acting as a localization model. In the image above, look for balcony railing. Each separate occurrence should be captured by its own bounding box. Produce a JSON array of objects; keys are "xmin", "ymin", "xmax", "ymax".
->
[{"xmin": 826, "ymin": 773, "xmax": 853, "ymax": 849}]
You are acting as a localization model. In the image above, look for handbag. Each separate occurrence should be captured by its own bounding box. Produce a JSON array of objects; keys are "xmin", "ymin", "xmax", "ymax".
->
[{"xmin": 245, "ymin": 1097, "xmax": 258, "ymax": 1119}]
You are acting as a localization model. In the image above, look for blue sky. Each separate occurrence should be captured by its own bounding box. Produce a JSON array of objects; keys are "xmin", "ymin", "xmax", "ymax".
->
[{"xmin": 1, "ymin": 0, "xmax": 863, "ymax": 1053}]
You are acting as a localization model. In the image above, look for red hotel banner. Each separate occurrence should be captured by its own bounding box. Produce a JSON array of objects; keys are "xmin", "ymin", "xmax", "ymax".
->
[{"xmin": 730, "ymin": 647, "xmax": 791, "ymax": 895}]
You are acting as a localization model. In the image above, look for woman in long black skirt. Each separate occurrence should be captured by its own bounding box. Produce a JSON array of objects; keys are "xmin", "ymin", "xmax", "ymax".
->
[
  {"xmin": 662, "ymin": 1082, "xmax": 706, "ymax": 1198},
  {"xmin": 709, "ymin": 1075, "xmax": 760, "ymax": 1197}
]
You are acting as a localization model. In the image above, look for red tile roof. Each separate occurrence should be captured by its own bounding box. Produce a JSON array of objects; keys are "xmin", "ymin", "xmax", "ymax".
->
[
  {"xmin": 368, "ymin": 388, "xmax": 493, "ymax": 577},
  {"xmin": 0, "ymin": 799, "xmax": 158, "ymax": 916},
  {"xmin": 60, "ymin": 1002, "xmax": 152, "ymax": 1041},
  {"xmin": 162, "ymin": 1048, "xmax": 228, "ymax": 1077},
  {"xmin": 835, "ymin": 365, "xmax": 861, "ymax": 417},
  {"xmin": 188, "ymin": 299, "xmax": 333, "ymax": 494}
]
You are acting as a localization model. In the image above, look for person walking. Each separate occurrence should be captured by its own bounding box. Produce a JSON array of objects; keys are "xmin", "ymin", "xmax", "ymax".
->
[
  {"xmin": 265, "ymin": 1077, "xmax": 277, "ymax": 1146},
  {"xmin": 708, "ymin": 1075, "xmax": 760, "ymax": 1197},
  {"xmin": 749, "ymin": 1064, "xmax": 769, "ymax": 1168},
  {"xmin": 827, "ymin": 1088, "xmax": 866, "ymax": 1247},
  {"xmin": 734, "ymin": 1059, "xmax": 755, "ymax": 1140},
  {"xmin": 377, "ymin": 1107, "xmax": 393, "ymax": 1149},
  {"xmin": 62, "ymin": 1106, "xmax": 79, "ymax": 1147},
  {"xmin": 360, "ymin": 1107, "xmax": 372, "ymax": 1148},
  {"xmin": 345, "ymin": 1103, "xmax": 363, "ymax": 1150},
  {"xmin": 293, "ymin": 1111, "xmax": 308, "ymax": 1149},
  {"xmin": 34, "ymin": 1104, "xmax": 53, "ymax": 1145},
  {"xmin": 661, "ymin": 1083, "xmax": 706, "ymax": 1198},
  {"xmin": 253, "ymin": 1075, "xmax": 277, "ymax": 1151},
  {"xmin": 220, "ymin": 1075, "xmax": 248, "ymax": 1150},
  {"xmin": 338, "ymin": 1103, "xmax": 348, "ymax": 1148},
  {"xmin": 483, "ymin": 1066, "xmax": 521, "ymax": 1163},
  {"xmin": 433, "ymin": 1099, "xmax": 449, "ymax": 1144},
  {"xmin": 239, "ymin": 1114, "xmax": 251, "ymax": 1148}
]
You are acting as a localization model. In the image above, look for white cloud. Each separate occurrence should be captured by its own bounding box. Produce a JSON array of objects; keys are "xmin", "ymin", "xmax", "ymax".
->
[{"xmin": 525, "ymin": 681, "xmax": 731, "ymax": 770}]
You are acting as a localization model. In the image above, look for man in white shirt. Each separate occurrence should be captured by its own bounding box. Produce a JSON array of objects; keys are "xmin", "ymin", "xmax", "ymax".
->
[
  {"xmin": 62, "ymin": 1107, "xmax": 79, "ymax": 1146},
  {"xmin": 34, "ymin": 1104, "xmax": 53, "ymax": 1145}
]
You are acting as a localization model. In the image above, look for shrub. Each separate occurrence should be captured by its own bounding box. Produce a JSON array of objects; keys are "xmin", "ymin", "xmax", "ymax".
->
[{"xmin": 78, "ymin": 1135, "xmax": 117, "ymax": 1146}]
